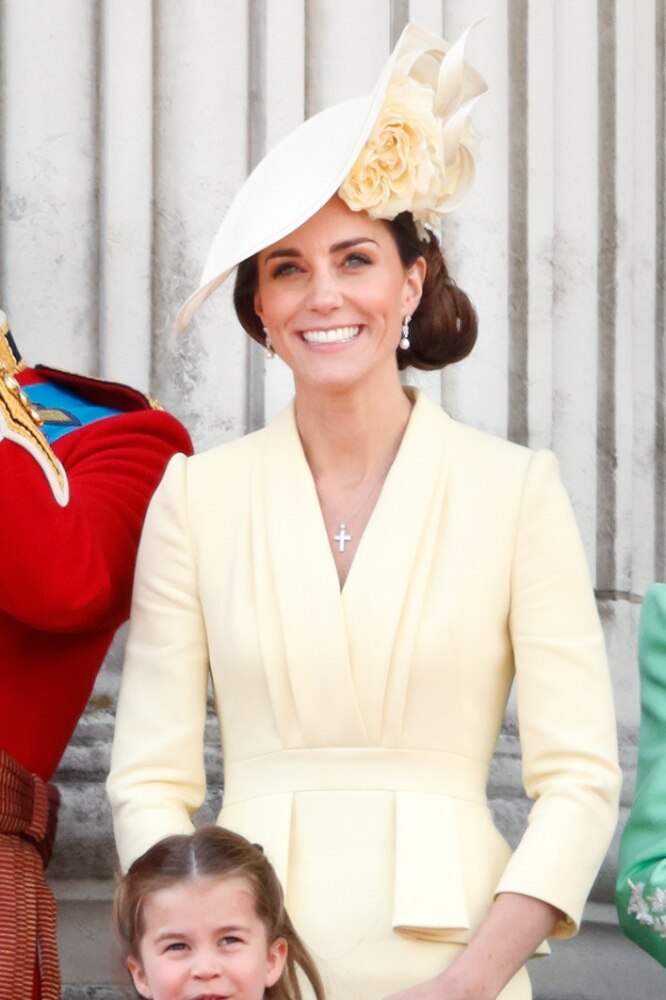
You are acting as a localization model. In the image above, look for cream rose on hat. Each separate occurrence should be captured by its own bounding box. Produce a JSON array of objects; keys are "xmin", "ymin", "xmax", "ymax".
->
[
  {"xmin": 339, "ymin": 24, "xmax": 483, "ymax": 233},
  {"xmin": 176, "ymin": 21, "xmax": 487, "ymax": 332},
  {"xmin": 340, "ymin": 77, "xmax": 447, "ymax": 226}
]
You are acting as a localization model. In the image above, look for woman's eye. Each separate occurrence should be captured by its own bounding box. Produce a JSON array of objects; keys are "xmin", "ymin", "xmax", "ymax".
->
[
  {"xmin": 271, "ymin": 262, "xmax": 301, "ymax": 278},
  {"xmin": 343, "ymin": 252, "xmax": 372, "ymax": 268}
]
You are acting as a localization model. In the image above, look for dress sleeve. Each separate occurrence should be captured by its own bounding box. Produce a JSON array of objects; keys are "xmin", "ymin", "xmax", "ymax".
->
[
  {"xmin": 107, "ymin": 453, "xmax": 210, "ymax": 871},
  {"xmin": 494, "ymin": 449, "xmax": 621, "ymax": 936},
  {"xmin": 0, "ymin": 410, "xmax": 192, "ymax": 632},
  {"xmin": 615, "ymin": 584, "xmax": 666, "ymax": 965}
]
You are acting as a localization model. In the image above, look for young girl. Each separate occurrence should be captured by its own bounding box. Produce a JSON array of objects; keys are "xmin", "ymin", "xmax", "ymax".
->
[{"xmin": 113, "ymin": 826, "xmax": 326, "ymax": 1000}]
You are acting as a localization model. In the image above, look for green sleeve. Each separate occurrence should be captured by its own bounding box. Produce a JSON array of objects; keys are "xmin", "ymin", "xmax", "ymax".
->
[{"xmin": 616, "ymin": 584, "xmax": 666, "ymax": 965}]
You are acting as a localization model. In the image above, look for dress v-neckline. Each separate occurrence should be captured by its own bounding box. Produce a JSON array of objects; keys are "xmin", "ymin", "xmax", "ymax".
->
[
  {"xmin": 318, "ymin": 467, "xmax": 394, "ymax": 594},
  {"xmin": 309, "ymin": 390, "xmax": 420, "ymax": 595},
  {"xmin": 254, "ymin": 388, "xmax": 453, "ymax": 745}
]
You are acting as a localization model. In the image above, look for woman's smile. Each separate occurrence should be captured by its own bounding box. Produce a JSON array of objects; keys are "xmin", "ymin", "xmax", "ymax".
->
[
  {"xmin": 301, "ymin": 325, "xmax": 361, "ymax": 345},
  {"xmin": 252, "ymin": 196, "xmax": 424, "ymax": 394}
]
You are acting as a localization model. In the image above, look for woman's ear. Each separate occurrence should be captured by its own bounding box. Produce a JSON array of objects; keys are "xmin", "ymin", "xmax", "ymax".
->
[
  {"xmin": 253, "ymin": 288, "xmax": 264, "ymax": 324},
  {"xmin": 264, "ymin": 937, "xmax": 288, "ymax": 988},
  {"xmin": 403, "ymin": 256, "xmax": 427, "ymax": 315},
  {"xmin": 127, "ymin": 957, "xmax": 153, "ymax": 999}
]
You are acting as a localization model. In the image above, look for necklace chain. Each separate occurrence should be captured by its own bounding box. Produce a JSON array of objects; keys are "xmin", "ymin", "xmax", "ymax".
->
[{"xmin": 316, "ymin": 467, "xmax": 391, "ymax": 553}]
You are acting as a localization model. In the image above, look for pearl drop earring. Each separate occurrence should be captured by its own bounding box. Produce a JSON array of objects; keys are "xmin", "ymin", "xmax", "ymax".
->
[
  {"xmin": 400, "ymin": 315, "xmax": 411, "ymax": 350},
  {"xmin": 263, "ymin": 326, "xmax": 275, "ymax": 360}
]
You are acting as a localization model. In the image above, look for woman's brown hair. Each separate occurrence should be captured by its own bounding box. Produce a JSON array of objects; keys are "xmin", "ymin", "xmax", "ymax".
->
[
  {"xmin": 113, "ymin": 826, "xmax": 326, "ymax": 1000},
  {"xmin": 233, "ymin": 208, "xmax": 477, "ymax": 372}
]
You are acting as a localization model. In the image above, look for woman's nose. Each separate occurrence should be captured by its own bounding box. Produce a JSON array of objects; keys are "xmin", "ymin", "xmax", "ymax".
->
[{"xmin": 306, "ymin": 266, "xmax": 343, "ymax": 312}]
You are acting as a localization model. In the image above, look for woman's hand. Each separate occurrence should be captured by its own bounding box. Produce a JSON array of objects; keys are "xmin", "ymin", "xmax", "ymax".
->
[
  {"xmin": 383, "ymin": 968, "xmax": 493, "ymax": 1000},
  {"xmin": 383, "ymin": 893, "xmax": 562, "ymax": 1000}
]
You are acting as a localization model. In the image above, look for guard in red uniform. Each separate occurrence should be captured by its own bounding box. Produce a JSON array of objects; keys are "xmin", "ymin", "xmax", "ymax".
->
[{"xmin": 0, "ymin": 310, "xmax": 193, "ymax": 1000}]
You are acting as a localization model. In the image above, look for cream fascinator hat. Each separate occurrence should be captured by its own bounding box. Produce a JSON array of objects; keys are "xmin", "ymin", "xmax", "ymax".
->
[{"xmin": 176, "ymin": 22, "xmax": 487, "ymax": 332}]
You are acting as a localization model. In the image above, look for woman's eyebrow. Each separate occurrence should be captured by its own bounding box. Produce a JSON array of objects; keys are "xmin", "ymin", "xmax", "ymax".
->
[
  {"xmin": 330, "ymin": 237, "xmax": 378, "ymax": 252},
  {"xmin": 264, "ymin": 237, "xmax": 378, "ymax": 262},
  {"xmin": 264, "ymin": 247, "xmax": 301, "ymax": 261}
]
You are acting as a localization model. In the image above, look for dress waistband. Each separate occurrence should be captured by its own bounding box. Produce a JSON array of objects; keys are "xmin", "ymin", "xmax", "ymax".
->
[{"xmin": 223, "ymin": 747, "xmax": 489, "ymax": 807}]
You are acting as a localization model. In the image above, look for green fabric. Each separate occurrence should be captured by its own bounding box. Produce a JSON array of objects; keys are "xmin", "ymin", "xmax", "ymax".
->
[{"xmin": 616, "ymin": 584, "xmax": 666, "ymax": 965}]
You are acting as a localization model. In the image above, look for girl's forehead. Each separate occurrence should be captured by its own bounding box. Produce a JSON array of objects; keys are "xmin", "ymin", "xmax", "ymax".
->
[
  {"xmin": 137, "ymin": 874, "xmax": 268, "ymax": 946},
  {"xmin": 144, "ymin": 874, "xmax": 257, "ymax": 914},
  {"xmin": 136, "ymin": 877, "xmax": 271, "ymax": 956}
]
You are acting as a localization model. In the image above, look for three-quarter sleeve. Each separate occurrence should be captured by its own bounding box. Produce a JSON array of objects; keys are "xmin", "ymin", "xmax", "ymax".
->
[
  {"xmin": 107, "ymin": 453, "xmax": 210, "ymax": 871},
  {"xmin": 494, "ymin": 449, "xmax": 621, "ymax": 934}
]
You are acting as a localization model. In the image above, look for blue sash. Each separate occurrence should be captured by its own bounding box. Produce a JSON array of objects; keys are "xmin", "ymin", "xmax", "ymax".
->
[{"xmin": 23, "ymin": 382, "xmax": 123, "ymax": 445}]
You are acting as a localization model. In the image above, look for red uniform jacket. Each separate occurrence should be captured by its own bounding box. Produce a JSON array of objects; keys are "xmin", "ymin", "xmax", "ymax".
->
[{"xmin": 0, "ymin": 329, "xmax": 193, "ymax": 780}]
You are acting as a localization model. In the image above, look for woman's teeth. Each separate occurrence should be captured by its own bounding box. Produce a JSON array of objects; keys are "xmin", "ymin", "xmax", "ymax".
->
[{"xmin": 302, "ymin": 326, "xmax": 360, "ymax": 344}]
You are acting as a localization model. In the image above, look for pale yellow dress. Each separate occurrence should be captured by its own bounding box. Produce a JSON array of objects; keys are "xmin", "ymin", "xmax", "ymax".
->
[{"xmin": 108, "ymin": 389, "xmax": 620, "ymax": 1000}]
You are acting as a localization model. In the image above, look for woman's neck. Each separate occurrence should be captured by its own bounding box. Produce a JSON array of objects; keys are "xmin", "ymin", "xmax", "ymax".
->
[
  {"xmin": 294, "ymin": 377, "xmax": 413, "ymax": 487},
  {"xmin": 294, "ymin": 374, "xmax": 414, "ymax": 588}
]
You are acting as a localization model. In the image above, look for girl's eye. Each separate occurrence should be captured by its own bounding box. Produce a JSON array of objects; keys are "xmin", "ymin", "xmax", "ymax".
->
[
  {"xmin": 164, "ymin": 941, "xmax": 188, "ymax": 953},
  {"xmin": 221, "ymin": 935, "xmax": 243, "ymax": 946}
]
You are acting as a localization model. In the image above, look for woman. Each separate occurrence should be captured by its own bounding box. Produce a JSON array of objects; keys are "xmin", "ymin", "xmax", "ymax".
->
[{"xmin": 107, "ymin": 24, "xmax": 620, "ymax": 1000}]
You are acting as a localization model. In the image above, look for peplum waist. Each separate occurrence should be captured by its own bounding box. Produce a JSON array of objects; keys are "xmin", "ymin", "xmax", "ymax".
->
[
  {"xmin": 218, "ymin": 747, "xmax": 537, "ymax": 947},
  {"xmin": 222, "ymin": 746, "xmax": 489, "ymax": 804}
]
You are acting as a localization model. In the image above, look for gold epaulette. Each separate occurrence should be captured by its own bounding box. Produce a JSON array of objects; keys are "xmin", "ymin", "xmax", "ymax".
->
[
  {"xmin": 0, "ymin": 312, "xmax": 69, "ymax": 506},
  {"xmin": 0, "ymin": 311, "xmax": 24, "ymax": 377}
]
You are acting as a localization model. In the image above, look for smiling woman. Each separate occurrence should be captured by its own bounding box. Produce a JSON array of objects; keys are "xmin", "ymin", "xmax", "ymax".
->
[
  {"xmin": 236, "ymin": 195, "xmax": 472, "ymax": 584},
  {"xmin": 234, "ymin": 197, "xmax": 477, "ymax": 376},
  {"xmin": 107, "ymin": 22, "xmax": 620, "ymax": 1000},
  {"xmin": 251, "ymin": 198, "xmax": 426, "ymax": 398}
]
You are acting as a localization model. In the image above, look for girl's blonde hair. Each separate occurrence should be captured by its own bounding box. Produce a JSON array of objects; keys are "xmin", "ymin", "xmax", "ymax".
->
[{"xmin": 113, "ymin": 826, "xmax": 326, "ymax": 1000}]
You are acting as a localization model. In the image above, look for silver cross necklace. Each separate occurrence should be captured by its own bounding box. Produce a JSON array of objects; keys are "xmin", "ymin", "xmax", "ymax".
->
[{"xmin": 317, "ymin": 469, "xmax": 391, "ymax": 554}]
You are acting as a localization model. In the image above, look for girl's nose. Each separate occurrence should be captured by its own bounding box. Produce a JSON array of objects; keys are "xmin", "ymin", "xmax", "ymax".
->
[{"xmin": 191, "ymin": 949, "xmax": 225, "ymax": 981}]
